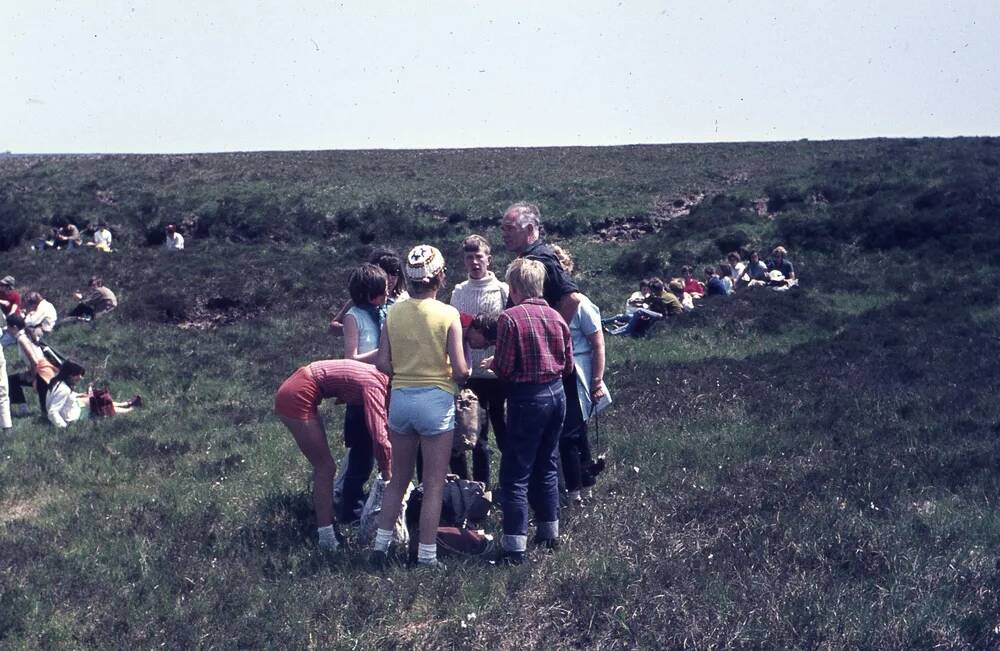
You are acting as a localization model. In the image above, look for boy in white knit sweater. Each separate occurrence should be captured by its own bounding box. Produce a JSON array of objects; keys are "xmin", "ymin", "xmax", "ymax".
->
[{"xmin": 449, "ymin": 235, "xmax": 509, "ymax": 486}]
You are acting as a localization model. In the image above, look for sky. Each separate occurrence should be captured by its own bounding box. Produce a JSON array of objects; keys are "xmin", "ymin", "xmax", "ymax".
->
[{"xmin": 2, "ymin": 1, "xmax": 999, "ymax": 153}]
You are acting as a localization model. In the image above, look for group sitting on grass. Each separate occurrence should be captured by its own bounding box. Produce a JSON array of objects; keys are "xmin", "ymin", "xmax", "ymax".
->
[
  {"xmin": 276, "ymin": 202, "xmax": 611, "ymax": 569},
  {"xmin": 0, "ymin": 271, "xmax": 137, "ymax": 432},
  {"xmin": 604, "ymin": 246, "xmax": 800, "ymax": 337}
]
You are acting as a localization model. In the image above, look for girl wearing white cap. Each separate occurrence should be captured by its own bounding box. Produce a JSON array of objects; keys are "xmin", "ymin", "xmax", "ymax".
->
[{"xmin": 371, "ymin": 244, "xmax": 470, "ymax": 570}]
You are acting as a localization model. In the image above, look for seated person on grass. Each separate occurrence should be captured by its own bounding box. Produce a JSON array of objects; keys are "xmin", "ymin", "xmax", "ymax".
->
[
  {"xmin": 681, "ymin": 266, "xmax": 705, "ymax": 298},
  {"xmin": 719, "ymin": 263, "xmax": 735, "ymax": 294},
  {"xmin": 5, "ymin": 314, "xmax": 58, "ymax": 416},
  {"xmin": 726, "ymin": 252, "xmax": 746, "ymax": 286},
  {"xmin": 0, "ymin": 275, "xmax": 20, "ymax": 318},
  {"xmin": 88, "ymin": 223, "xmax": 113, "ymax": 252},
  {"xmin": 739, "ymin": 250, "xmax": 769, "ymax": 285},
  {"xmin": 767, "ymin": 246, "xmax": 796, "ymax": 281},
  {"xmin": 63, "ymin": 276, "xmax": 118, "ymax": 324},
  {"xmin": 607, "ymin": 277, "xmax": 682, "ymax": 337},
  {"xmin": 669, "ymin": 278, "xmax": 696, "ymax": 311},
  {"xmin": 23, "ymin": 291, "xmax": 58, "ymax": 339},
  {"xmin": 705, "ymin": 266, "xmax": 730, "ymax": 296},
  {"xmin": 602, "ymin": 279, "xmax": 651, "ymax": 326},
  {"xmin": 46, "ymin": 361, "xmax": 142, "ymax": 428}
]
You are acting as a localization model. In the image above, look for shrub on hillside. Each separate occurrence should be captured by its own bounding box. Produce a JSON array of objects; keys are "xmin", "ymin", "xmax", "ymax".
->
[{"xmin": 613, "ymin": 249, "xmax": 665, "ymax": 277}]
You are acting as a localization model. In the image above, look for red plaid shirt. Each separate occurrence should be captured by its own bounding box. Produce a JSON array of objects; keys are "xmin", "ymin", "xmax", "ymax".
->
[{"xmin": 491, "ymin": 298, "xmax": 573, "ymax": 384}]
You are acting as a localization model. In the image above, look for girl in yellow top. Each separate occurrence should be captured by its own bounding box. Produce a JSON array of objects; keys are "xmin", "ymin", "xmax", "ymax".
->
[{"xmin": 372, "ymin": 245, "xmax": 470, "ymax": 569}]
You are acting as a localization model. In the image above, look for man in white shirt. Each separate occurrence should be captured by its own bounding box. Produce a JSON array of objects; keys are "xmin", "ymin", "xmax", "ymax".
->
[
  {"xmin": 165, "ymin": 224, "xmax": 185, "ymax": 250},
  {"xmin": 91, "ymin": 223, "xmax": 113, "ymax": 252},
  {"xmin": 23, "ymin": 291, "xmax": 58, "ymax": 338}
]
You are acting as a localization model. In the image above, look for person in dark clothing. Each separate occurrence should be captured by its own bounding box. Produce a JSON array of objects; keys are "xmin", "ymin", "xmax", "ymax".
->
[{"xmin": 501, "ymin": 202, "xmax": 580, "ymax": 324}]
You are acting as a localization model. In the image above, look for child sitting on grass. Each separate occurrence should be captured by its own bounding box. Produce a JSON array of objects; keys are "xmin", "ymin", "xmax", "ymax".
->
[
  {"xmin": 607, "ymin": 277, "xmax": 682, "ymax": 337},
  {"xmin": 489, "ymin": 258, "xmax": 573, "ymax": 564}
]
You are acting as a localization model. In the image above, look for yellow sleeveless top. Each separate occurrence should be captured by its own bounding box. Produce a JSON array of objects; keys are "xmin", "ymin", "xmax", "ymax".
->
[{"xmin": 386, "ymin": 297, "xmax": 459, "ymax": 394}]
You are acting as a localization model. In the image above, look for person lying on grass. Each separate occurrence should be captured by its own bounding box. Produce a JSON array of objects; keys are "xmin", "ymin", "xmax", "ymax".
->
[
  {"xmin": 274, "ymin": 359, "xmax": 393, "ymax": 552},
  {"xmin": 45, "ymin": 360, "xmax": 141, "ymax": 428}
]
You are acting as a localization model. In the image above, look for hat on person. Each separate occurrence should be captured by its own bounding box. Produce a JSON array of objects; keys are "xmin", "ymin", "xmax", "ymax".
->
[
  {"xmin": 0, "ymin": 276, "xmax": 14, "ymax": 287},
  {"xmin": 405, "ymin": 245, "xmax": 445, "ymax": 280}
]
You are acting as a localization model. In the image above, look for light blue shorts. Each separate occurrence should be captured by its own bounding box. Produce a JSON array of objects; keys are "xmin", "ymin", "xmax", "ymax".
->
[{"xmin": 388, "ymin": 386, "xmax": 455, "ymax": 436}]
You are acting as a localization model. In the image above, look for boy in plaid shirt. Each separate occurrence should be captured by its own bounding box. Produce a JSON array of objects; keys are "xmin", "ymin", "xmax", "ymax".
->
[{"xmin": 487, "ymin": 258, "xmax": 573, "ymax": 563}]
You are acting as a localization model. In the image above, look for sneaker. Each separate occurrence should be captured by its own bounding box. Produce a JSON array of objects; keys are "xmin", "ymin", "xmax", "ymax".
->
[
  {"xmin": 533, "ymin": 536, "xmax": 560, "ymax": 552},
  {"xmin": 369, "ymin": 549, "xmax": 389, "ymax": 570},
  {"xmin": 498, "ymin": 550, "xmax": 525, "ymax": 566},
  {"xmin": 129, "ymin": 395, "xmax": 144, "ymax": 408},
  {"xmin": 588, "ymin": 455, "xmax": 607, "ymax": 478},
  {"xmin": 318, "ymin": 537, "xmax": 341, "ymax": 553},
  {"xmin": 414, "ymin": 558, "xmax": 447, "ymax": 572}
]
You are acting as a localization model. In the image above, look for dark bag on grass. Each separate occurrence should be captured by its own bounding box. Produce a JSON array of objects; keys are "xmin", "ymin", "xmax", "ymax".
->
[
  {"xmin": 89, "ymin": 387, "xmax": 116, "ymax": 418},
  {"xmin": 405, "ymin": 475, "xmax": 492, "ymax": 530}
]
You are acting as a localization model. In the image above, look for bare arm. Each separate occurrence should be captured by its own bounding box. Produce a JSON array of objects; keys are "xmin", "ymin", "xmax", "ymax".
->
[
  {"xmin": 342, "ymin": 314, "xmax": 378, "ymax": 364},
  {"xmin": 447, "ymin": 316, "xmax": 470, "ymax": 385},
  {"xmin": 587, "ymin": 329, "xmax": 607, "ymax": 399},
  {"xmin": 375, "ymin": 322, "xmax": 393, "ymax": 376},
  {"xmin": 328, "ymin": 299, "xmax": 353, "ymax": 336},
  {"xmin": 557, "ymin": 292, "xmax": 582, "ymax": 326}
]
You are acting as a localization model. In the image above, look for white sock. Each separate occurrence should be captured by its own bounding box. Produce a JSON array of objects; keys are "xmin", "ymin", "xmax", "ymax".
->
[
  {"xmin": 417, "ymin": 543, "xmax": 437, "ymax": 564},
  {"xmin": 373, "ymin": 528, "xmax": 393, "ymax": 552},
  {"xmin": 317, "ymin": 525, "xmax": 339, "ymax": 551}
]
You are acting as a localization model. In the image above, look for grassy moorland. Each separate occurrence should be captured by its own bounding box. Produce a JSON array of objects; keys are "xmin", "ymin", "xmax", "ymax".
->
[{"xmin": 1, "ymin": 138, "xmax": 1000, "ymax": 649}]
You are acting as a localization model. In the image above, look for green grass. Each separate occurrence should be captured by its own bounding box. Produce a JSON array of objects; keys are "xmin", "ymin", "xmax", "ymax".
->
[{"xmin": 3, "ymin": 138, "xmax": 1000, "ymax": 648}]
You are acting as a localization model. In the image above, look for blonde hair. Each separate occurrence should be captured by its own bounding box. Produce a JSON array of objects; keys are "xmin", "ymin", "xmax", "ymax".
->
[
  {"xmin": 551, "ymin": 244, "xmax": 574, "ymax": 274},
  {"xmin": 505, "ymin": 258, "xmax": 545, "ymax": 298}
]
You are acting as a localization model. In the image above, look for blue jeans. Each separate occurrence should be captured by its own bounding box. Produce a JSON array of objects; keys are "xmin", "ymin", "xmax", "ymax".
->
[
  {"xmin": 499, "ymin": 379, "xmax": 565, "ymax": 552},
  {"xmin": 339, "ymin": 404, "xmax": 374, "ymax": 522}
]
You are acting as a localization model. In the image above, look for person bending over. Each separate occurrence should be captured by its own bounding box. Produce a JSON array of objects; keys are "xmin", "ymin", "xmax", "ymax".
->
[{"xmin": 274, "ymin": 359, "xmax": 393, "ymax": 552}]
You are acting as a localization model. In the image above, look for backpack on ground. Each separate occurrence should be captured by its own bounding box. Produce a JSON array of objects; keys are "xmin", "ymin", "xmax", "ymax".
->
[
  {"xmin": 407, "ymin": 526, "xmax": 495, "ymax": 560},
  {"xmin": 405, "ymin": 475, "xmax": 492, "ymax": 531},
  {"xmin": 89, "ymin": 387, "xmax": 116, "ymax": 417}
]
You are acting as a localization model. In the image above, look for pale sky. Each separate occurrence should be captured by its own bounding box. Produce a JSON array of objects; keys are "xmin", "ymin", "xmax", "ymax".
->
[{"xmin": 3, "ymin": 1, "xmax": 998, "ymax": 153}]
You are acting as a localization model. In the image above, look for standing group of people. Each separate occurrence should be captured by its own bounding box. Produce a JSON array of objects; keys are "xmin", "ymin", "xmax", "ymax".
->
[{"xmin": 275, "ymin": 202, "xmax": 610, "ymax": 568}]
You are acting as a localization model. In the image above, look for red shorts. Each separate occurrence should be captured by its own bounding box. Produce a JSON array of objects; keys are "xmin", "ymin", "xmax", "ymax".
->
[{"xmin": 274, "ymin": 366, "xmax": 321, "ymax": 420}]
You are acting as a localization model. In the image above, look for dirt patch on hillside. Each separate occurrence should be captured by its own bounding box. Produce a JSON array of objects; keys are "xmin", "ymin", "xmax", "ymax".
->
[
  {"xmin": 594, "ymin": 192, "xmax": 707, "ymax": 242},
  {"xmin": 1, "ymin": 492, "xmax": 57, "ymax": 524},
  {"xmin": 177, "ymin": 296, "xmax": 267, "ymax": 330}
]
